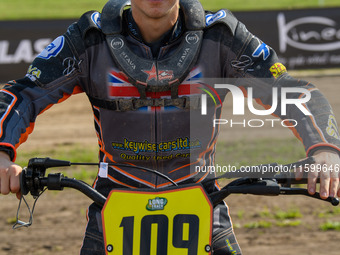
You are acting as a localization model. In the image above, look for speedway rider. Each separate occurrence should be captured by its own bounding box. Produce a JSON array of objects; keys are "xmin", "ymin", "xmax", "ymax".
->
[{"xmin": 1, "ymin": 0, "xmax": 340, "ymax": 254}]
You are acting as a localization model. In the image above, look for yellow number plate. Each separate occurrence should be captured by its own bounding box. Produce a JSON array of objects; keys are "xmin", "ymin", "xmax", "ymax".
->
[{"xmin": 102, "ymin": 184, "xmax": 213, "ymax": 255}]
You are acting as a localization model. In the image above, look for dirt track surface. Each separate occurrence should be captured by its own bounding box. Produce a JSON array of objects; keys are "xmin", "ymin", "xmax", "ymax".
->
[{"xmin": 1, "ymin": 74, "xmax": 340, "ymax": 254}]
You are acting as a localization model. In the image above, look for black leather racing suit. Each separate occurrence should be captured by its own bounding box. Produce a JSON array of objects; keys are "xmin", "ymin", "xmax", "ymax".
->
[{"xmin": 1, "ymin": 6, "xmax": 340, "ymax": 255}]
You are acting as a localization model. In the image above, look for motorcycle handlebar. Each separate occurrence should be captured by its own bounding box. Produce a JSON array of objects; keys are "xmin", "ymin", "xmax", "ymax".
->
[
  {"xmin": 20, "ymin": 157, "xmax": 340, "ymax": 208},
  {"xmin": 40, "ymin": 175, "xmax": 107, "ymax": 207}
]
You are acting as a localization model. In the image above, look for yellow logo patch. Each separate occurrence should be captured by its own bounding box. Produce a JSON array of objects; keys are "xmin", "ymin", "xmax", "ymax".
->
[
  {"xmin": 270, "ymin": 63, "xmax": 287, "ymax": 78},
  {"xmin": 27, "ymin": 65, "xmax": 42, "ymax": 79},
  {"xmin": 326, "ymin": 115, "xmax": 340, "ymax": 140}
]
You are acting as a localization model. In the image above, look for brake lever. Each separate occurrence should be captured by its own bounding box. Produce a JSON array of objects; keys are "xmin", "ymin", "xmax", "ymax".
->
[
  {"xmin": 275, "ymin": 156, "xmax": 317, "ymax": 187},
  {"xmin": 281, "ymin": 156, "xmax": 315, "ymax": 170}
]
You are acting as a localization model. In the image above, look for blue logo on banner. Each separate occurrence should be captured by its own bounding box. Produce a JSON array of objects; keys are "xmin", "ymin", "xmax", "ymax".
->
[
  {"xmin": 252, "ymin": 42, "xmax": 270, "ymax": 61},
  {"xmin": 91, "ymin": 12, "xmax": 101, "ymax": 29},
  {"xmin": 206, "ymin": 10, "xmax": 227, "ymax": 26},
  {"xmin": 37, "ymin": 36, "xmax": 64, "ymax": 60}
]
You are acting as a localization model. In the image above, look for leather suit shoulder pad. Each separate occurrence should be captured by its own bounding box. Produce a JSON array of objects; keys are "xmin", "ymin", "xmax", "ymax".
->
[
  {"xmin": 76, "ymin": 11, "xmax": 102, "ymax": 39},
  {"xmin": 205, "ymin": 9, "xmax": 238, "ymax": 35}
]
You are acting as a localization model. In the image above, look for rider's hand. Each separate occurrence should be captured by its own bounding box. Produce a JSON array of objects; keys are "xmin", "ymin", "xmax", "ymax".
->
[
  {"xmin": 0, "ymin": 151, "xmax": 22, "ymax": 199},
  {"xmin": 296, "ymin": 149, "xmax": 340, "ymax": 199}
]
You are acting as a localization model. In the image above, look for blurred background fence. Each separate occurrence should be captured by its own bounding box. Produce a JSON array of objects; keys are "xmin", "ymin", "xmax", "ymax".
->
[{"xmin": 0, "ymin": 7, "xmax": 340, "ymax": 82}]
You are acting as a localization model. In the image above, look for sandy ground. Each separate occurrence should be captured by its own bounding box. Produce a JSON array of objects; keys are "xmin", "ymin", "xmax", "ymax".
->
[{"xmin": 1, "ymin": 74, "xmax": 340, "ymax": 254}]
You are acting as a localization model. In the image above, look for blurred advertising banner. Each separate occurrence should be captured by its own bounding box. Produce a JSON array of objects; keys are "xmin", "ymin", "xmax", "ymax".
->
[
  {"xmin": 0, "ymin": 19, "xmax": 75, "ymax": 83},
  {"xmin": 234, "ymin": 8, "xmax": 340, "ymax": 70},
  {"xmin": 1, "ymin": 8, "xmax": 340, "ymax": 83}
]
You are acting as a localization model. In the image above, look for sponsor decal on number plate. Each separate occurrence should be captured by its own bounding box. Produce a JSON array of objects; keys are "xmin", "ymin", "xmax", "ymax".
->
[{"xmin": 146, "ymin": 197, "xmax": 168, "ymax": 211}]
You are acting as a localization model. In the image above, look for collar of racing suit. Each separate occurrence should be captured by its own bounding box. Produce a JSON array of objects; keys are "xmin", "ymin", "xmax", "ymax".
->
[
  {"xmin": 96, "ymin": 3, "xmax": 204, "ymax": 105},
  {"xmin": 123, "ymin": 9, "xmax": 184, "ymax": 58}
]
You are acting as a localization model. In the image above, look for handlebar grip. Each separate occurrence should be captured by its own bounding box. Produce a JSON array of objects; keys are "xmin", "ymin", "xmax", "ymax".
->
[
  {"xmin": 19, "ymin": 169, "xmax": 29, "ymax": 196},
  {"xmin": 280, "ymin": 187, "xmax": 340, "ymax": 206}
]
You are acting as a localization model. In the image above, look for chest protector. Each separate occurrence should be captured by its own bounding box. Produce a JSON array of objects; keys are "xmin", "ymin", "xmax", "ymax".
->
[{"xmin": 95, "ymin": 0, "xmax": 205, "ymax": 111}]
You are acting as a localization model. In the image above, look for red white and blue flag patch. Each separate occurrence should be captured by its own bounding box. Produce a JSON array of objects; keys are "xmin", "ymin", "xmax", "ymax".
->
[{"xmin": 107, "ymin": 67, "xmax": 203, "ymax": 111}]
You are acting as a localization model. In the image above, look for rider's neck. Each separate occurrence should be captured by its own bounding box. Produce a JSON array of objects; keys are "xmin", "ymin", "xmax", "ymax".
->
[{"xmin": 131, "ymin": 5, "xmax": 179, "ymax": 43}]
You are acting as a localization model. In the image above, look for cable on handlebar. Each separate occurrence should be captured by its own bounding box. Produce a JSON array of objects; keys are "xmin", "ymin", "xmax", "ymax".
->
[
  {"xmin": 71, "ymin": 162, "xmax": 178, "ymax": 187},
  {"xmin": 20, "ymin": 157, "xmax": 179, "ymax": 209},
  {"xmin": 23, "ymin": 158, "xmax": 178, "ymax": 187},
  {"xmin": 12, "ymin": 188, "xmax": 46, "ymax": 229}
]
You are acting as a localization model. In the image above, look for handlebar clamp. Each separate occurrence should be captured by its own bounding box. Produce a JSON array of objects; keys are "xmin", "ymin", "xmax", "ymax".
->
[
  {"xmin": 20, "ymin": 157, "xmax": 71, "ymax": 196},
  {"xmin": 20, "ymin": 159, "xmax": 49, "ymax": 197},
  {"xmin": 20, "ymin": 166, "xmax": 45, "ymax": 197},
  {"xmin": 47, "ymin": 173, "xmax": 64, "ymax": 191}
]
